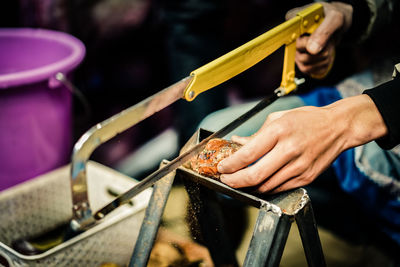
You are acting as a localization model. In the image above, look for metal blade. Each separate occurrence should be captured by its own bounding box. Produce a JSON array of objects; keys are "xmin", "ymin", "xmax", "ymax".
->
[
  {"xmin": 94, "ymin": 91, "xmax": 279, "ymax": 220},
  {"xmin": 70, "ymin": 76, "xmax": 192, "ymax": 224}
]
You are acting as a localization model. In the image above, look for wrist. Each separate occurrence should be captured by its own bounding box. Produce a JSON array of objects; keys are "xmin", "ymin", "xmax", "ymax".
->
[{"xmin": 324, "ymin": 94, "xmax": 388, "ymax": 149}]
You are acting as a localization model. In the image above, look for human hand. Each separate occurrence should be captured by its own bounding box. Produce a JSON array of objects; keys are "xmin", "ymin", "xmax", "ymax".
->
[
  {"xmin": 217, "ymin": 95, "xmax": 387, "ymax": 194},
  {"xmin": 286, "ymin": 2, "xmax": 353, "ymax": 78}
]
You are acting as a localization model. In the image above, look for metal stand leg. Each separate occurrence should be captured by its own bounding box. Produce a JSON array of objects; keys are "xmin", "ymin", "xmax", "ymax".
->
[
  {"xmin": 295, "ymin": 201, "xmax": 326, "ymax": 267},
  {"xmin": 129, "ymin": 167, "xmax": 175, "ymax": 267},
  {"xmin": 243, "ymin": 203, "xmax": 291, "ymax": 267}
]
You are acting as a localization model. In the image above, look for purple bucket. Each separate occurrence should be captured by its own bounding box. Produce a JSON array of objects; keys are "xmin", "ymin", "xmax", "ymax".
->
[{"xmin": 0, "ymin": 28, "xmax": 85, "ymax": 191}]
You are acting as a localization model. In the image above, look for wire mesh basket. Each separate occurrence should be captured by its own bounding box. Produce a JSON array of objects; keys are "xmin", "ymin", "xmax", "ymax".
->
[{"xmin": 0, "ymin": 161, "xmax": 151, "ymax": 266}]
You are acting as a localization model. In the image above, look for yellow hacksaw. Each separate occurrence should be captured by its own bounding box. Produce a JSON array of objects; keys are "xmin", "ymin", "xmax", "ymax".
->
[{"xmin": 70, "ymin": 3, "xmax": 324, "ymax": 230}]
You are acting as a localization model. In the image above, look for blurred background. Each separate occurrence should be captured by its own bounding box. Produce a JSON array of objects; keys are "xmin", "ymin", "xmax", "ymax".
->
[
  {"xmin": 0, "ymin": 0, "xmax": 362, "ymax": 178},
  {"xmin": 1, "ymin": 1, "xmax": 399, "ymax": 266}
]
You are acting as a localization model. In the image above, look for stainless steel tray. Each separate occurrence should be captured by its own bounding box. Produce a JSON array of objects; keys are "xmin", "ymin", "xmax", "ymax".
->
[{"xmin": 0, "ymin": 161, "xmax": 151, "ymax": 266}]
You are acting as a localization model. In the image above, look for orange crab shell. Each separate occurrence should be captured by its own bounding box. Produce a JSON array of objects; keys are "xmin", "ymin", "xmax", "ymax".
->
[{"xmin": 190, "ymin": 138, "xmax": 242, "ymax": 179}]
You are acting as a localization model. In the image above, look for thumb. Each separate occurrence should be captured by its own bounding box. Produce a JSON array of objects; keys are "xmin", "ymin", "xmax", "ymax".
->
[{"xmin": 307, "ymin": 9, "xmax": 344, "ymax": 54}]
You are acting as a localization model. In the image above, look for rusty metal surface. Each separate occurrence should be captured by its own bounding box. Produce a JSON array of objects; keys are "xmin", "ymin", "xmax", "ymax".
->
[{"xmin": 176, "ymin": 164, "xmax": 309, "ymax": 216}]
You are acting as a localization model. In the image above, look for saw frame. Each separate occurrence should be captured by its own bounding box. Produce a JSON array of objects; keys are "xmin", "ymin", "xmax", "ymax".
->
[{"xmin": 69, "ymin": 4, "xmax": 325, "ymax": 229}]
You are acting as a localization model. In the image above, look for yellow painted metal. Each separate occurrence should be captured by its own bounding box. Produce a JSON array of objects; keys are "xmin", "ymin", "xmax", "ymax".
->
[{"xmin": 183, "ymin": 3, "xmax": 324, "ymax": 101}]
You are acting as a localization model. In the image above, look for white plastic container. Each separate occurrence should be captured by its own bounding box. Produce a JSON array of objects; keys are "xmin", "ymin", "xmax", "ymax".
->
[{"xmin": 0, "ymin": 161, "xmax": 151, "ymax": 266}]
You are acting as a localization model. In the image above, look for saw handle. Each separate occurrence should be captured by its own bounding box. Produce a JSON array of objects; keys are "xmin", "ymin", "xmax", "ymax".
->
[{"xmin": 184, "ymin": 3, "xmax": 324, "ymax": 101}]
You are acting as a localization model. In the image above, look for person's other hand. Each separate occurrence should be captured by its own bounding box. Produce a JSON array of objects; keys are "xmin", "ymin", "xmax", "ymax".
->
[
  {"xmin": 286, "ymin": 2, "xmax": 353, "ymax": 78},
  {"xmin": 217, "ymin": 95, "xmax": 387, "ymax": 194}
]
